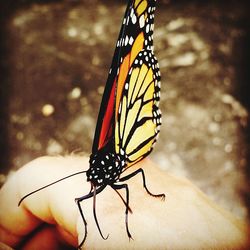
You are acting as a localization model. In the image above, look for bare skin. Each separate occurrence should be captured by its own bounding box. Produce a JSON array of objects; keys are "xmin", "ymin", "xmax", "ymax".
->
[{"xmin": 0, "ymin": 156, "xmax": 249, "ymax": 249}]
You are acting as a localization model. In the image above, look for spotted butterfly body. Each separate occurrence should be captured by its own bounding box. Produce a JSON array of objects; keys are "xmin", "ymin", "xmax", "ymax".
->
[{"xmin": 76, "ymin": 0, "xmax": 164, "ymax": 247}]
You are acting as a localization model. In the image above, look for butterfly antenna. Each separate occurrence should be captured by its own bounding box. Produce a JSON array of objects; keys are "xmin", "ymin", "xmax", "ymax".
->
[
  {"xmin": 93, "ymin": 185, "xmax": 109, "ymax": 240},
  {"xmin": 18, "ymin": 170, "xmax": 87, "ymax": 206}
]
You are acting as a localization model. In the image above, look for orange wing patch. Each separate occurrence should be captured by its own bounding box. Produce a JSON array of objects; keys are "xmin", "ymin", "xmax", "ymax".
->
[
  {"xmin": 115, "ymin": 32, "xmax": 145, "ymax": 117},
  {"xmin": 130, "ymin": 32, "xmax": 144, "ymax": 65},
  {"xmin": 116, "ymin": 54, "xmax": 130, "ymax": 116}
]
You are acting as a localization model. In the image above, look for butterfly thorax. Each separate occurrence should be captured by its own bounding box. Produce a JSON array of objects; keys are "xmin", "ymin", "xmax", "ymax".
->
[{"xmin": 87, "ymin": 147, "xmax": 126, "ymax": 186}]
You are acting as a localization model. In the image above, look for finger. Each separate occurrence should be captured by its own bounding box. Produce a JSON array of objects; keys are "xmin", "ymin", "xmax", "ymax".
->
[
  {"xmin": 17, "ymin": 224, "xmax": 74, "ymax": 250},
  {"xmin": 0, "ymin": 156, "xmax": 90, "ymax": 248}
]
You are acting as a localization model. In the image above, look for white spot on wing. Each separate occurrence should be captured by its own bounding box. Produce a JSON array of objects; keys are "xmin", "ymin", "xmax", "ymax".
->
[
  {"xmin": 125, "ymin": 82, "xmax": 129, "ymax": 90},
  {"xmin": 139, "ymin": 15, "xmax": 145, "ymax": 28},
  {"xmin": 132, "ymin": 14, "xmax": 137, "ymax": 24},
  {"xmin": 129, "ymin": 36, "xmax": 134, "ymax": 45},
  {"xmin": 125, "ymin": 36, "xmax": 129, "ymax": 46}
]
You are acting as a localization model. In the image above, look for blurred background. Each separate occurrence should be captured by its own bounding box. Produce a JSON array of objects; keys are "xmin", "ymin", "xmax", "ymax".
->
[{"xmin": 0, "ymin": 0, "xmax": 249, "ymax": 225}]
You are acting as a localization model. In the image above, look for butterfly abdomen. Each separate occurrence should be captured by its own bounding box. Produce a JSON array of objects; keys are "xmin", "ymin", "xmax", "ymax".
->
[{"xmin": 87, "ymin": 148, "xmax": 126, "ymax": 186}]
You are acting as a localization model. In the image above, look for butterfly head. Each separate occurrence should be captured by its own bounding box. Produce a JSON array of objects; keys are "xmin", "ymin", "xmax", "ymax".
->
[{"xmin": 87, "ymin": 148, "xmax": 126, "ymax": 186}]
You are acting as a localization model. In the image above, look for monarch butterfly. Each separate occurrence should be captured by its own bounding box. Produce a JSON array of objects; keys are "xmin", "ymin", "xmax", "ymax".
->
[
  {"xmin": 75, "ymin": 0, "xmax": 165, "ymax": 245},
  {"xmin": 18, "ymin": 0, "xmax": 165, "ymax": 248}
]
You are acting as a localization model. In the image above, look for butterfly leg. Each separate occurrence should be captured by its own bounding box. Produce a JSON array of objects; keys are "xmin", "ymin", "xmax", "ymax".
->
[
  {"xmin": 93, "ymin": 185, "xmax": 109, "ymax": 240},
  {"xmin": 75, "ymin": 198, "xmax": 88, "ymax": 249},
  {"xmin": 75, "ymin": 184, "xmax": 107, "ymax": 248},
  {"xmin": 111, "ymin": 183, "xmax": 133, "ymax": 240},
  {"xmin": 113, "ymin": 188, "xmax": 133, "ymax": 214},
  {"xmin": 119, "ymin": 168, "xmax": 165, "ymax": 200}
]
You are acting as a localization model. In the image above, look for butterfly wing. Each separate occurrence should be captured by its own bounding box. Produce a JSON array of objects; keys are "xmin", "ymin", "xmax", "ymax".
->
[
  {"xmin": 92, "ymin": 0, "xmax": 160, "ymax": 166},
  {"xmin": 116, "ymin": 51, "xmax": 161, "ymax": 166},
  {"xmin": 92, "ymin": 0, "xmax": 143, "ymax": 153},
  {"xmin": 114, "ymin": 0, "xmax": 161, "ymax": 166}
]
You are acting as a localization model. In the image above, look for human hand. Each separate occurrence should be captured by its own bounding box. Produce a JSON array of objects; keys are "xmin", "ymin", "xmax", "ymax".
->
[{"xmin": 0, "ymin": 156, "xmax": 249, "ymax": 249}]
